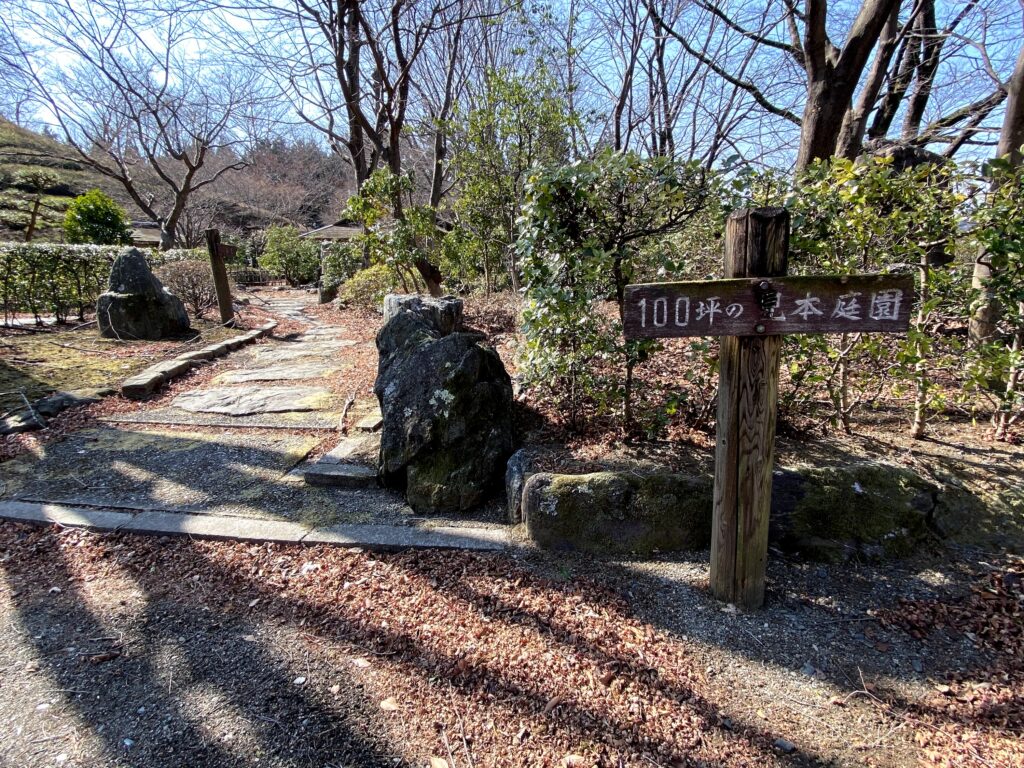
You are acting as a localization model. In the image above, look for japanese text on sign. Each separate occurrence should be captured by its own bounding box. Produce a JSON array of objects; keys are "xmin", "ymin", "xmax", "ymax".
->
[{"xmin": 623, "ymin": 274, "xmax": 913, "ymax": 339}]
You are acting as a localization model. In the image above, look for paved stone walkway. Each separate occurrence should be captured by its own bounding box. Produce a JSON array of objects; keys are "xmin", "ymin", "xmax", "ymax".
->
[{"xmin": 0, "ymin": 291, "xmax": 510, "ymax": 549}]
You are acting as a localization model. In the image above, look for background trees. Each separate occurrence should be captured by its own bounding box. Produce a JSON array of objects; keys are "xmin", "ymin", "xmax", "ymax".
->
[{"xmin": 5, "ymin": 0, "xmax": 261, "ymax": 249}]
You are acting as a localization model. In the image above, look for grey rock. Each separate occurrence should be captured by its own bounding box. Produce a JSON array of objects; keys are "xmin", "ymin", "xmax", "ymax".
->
[
  {"xmin": 383, "ymin": 294, "xmax": 463, "ymax": 336},
  {"xmin": 33, "ymin": 390, "xmax": 100, "ymax": 418},
  {"xmin": 97, "ymin": 248, "xmax": 190, "ymax": 340},
  {"xmin": 520, "ymin": 460, "xmax": 957, "ymax": 559},
  {"xmin": 374, "ymin": 306, "xmax": 514, "ymax": 514},
  {"xmin": 172, "ymin": 386, "xmax": 330, "ymax": 416},
  {"xmin": 505, "ymin": 448, "xmax": 539, "ymax": 524},
  {"xmin": 523, "ymin": 471, "xmax": 713, "ymax": 555},
  {"xmin": 0, "ymin": 409, "xmax": 46, "ymax": 435},
  {"xmin": 768, "ymin": 462, "xmax": 947, "ymax": 561},
  {"xmin": 249, "ymin": 341, "xmax": 355, "ymax": 364},
  {"xmin": 773, "ymin": 738, "xmax": 796, "ymax": 754}
]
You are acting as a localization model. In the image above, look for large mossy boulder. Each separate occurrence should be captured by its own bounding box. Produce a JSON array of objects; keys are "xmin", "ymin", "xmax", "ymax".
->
[
  {"xmin": 375, "ymin": 295, "xmax": 514, "ymax": 513},
  {"xmin": 524, "ymin": 471, "xmax": 713, "ymax": 554},
  {"xmin": 97, "ymin": 248, "xmax": 190, "ymax": 340},
  {"xmin": 770, "ymin": 463, "xmax": 941, "ymax": 561},
  {"xmin": 519, "ymin": 460, "xmax": 976, "ymax": 559}
]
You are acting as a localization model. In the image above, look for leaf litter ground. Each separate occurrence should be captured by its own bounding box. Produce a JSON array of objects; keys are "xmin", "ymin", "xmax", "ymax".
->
[{"xmin": 2, "ymin": 523, "xmax": 1020, "ymax": 768}]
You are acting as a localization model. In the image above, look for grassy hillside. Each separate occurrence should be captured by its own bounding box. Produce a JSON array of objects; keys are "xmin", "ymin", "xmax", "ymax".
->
[{"xmin": 0, "ymin": 118, "xmax": 121, "ymax": 242}]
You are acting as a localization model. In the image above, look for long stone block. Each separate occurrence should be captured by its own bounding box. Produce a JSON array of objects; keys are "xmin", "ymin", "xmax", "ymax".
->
[
  {"xmin": 175, "ymin": 349, "xmax": 215, "ymax": 363},
  {"xmin": 301, "ymin": 523, "xmax": 508, "ymax": 551},
  {"xmin": 148, "ymin": 359, "xmax": 194, "ymax": 379},
  {"xmin": 0, "ymin": 500, "xmax": 133, "ymax": 531},
  {"xmin": 125, "ymin": 510, "xmax": 306, "ymax": 543},
  {"xmin": 122, "ymin": 372, "xmax": 165, "ymax": 399}
]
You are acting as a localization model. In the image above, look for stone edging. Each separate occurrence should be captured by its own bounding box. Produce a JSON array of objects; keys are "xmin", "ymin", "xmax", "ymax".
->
[
  {"xmin": 0, "ymin": 500, "xmax": 510, "ymax": 552},
  {"xmin": 121, "ymin": 320, "xmax": 278, "ymax": 399}
]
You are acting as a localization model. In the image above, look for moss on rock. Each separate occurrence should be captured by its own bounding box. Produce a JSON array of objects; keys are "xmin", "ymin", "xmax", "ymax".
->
[{"xmin": 523, "ymin": 471, "xmax": 713, "ymax": 554}]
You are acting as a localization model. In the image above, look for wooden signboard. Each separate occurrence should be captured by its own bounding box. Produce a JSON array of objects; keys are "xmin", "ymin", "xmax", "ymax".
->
[
  {"xmin": 623, "ymin": 208, "xmax": 912, "ymax": 610},
  {"xmin": 625, "ymin": 274, "xmax": 913, "ymax": 338}
]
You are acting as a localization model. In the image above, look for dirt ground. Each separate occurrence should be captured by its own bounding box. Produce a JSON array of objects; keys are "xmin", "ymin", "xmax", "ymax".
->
[
  {"xmin": 1, "ymin": 523, "xmax": 1020, "ymax": 768},
  {"xmin": 1, "ymin": 290, "xmax": 1022, "ymax": 767}
]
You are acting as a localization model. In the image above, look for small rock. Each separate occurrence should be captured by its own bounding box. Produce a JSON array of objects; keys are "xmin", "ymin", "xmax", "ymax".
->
[
  {"xmin": 0, "ymin": 410, "xmax": 46, "ymax": 435},
  {"xmin": 773, "ymin": 738, "xmax": 796, "ymax": 753},
  {"xmin": 293, "ymin": 676, "xmax": 306, "ymax": 685}
]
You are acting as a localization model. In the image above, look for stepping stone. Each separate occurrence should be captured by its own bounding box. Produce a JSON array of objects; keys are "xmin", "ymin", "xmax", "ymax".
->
[
  {"xmin": 301, "ymin": 464, "xmax": 377, "ymax": 488},
  {"xmin": 173, "ymin": 386, "xmax": 331, "ymax": 416},
  {"xmin": 299, "ymin": 327, "xmax": 341, "ymax": 338},
  {"xmin": 249, "ymin": 341, "xmax": 356, "ymax": 364},
  {"xmin": 215, "ymin": 363, "xmax": 335, "ymax": 384},
  {"xmin": 321, "ymin": 435, "xmax": 377, "ymax": 464},
  {"xmin": 355, "ymin": 414, "xmax": 383, "ymax": 432}
]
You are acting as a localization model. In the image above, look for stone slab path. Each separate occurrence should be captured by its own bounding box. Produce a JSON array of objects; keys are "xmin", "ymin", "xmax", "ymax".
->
[
  {"xmin": 0, "ymin": 500, "xmax": 510, "ymax": 550},
  {"xmin": 0, "ymin": 291, "xmax": 511, "ymax": 549}
]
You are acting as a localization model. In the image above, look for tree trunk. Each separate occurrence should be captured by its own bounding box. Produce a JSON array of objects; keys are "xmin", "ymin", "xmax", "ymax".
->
[
  {"xmin": 24, "ymin": 196, "xmax": 41, "ymax": 242},
  {"xmin": 969, "ymin": 44, "xmax": 1024, "ymax": 344},
  {"xmin": 159, "ymin": 224, "xmax": 175, "ymax": 251},
  {"xmin": 796, "ymin": 80, "xmax": 852, "ymax": 170}
]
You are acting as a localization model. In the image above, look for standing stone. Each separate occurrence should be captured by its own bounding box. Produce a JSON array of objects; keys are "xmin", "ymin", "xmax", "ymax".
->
[
  {"xmin": 97, "ymin": 248, "xmax": 190, "ymax": 340},
  {"xmin": 383, "ymin": 294, "xmax": 463, "ymax": 335},
  {"xmin": 375, "ymin": 295, "xmax": 514, "ymax": 513}
]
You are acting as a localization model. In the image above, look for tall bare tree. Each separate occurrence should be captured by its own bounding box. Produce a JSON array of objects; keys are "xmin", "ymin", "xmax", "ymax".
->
[
  {"xmin": 970, "ymin": 42, "xmax": 1024, "ymax": 344},
  {"xmin": 6, "ymin": 0, "xmax": 258, "ymax": 249}
]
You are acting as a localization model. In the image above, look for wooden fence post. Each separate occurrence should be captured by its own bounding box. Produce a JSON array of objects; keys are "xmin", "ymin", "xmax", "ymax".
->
[
  {"xmin": 205, "ymin": 228, "xmax": 235, "ymax": 327},
  {"xmin": 710, "ymin": 207, "xmax": 789, "ymax": 610}
]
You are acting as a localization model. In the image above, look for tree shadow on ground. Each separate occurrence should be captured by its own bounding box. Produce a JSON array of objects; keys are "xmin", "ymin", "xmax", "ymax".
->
[
  {"xmin": 0, "ymin": 524, "xmax": 402, "ymax": 767},
  {"xmin": 1, "ymin": 419, "xmax": 1016, "ymax": 765}
]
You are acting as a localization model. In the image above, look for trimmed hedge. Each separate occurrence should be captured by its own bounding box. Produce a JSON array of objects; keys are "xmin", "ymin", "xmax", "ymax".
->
[{"xmin": 0, "ymin": 243, "xmax": 193, "ymax": 324}]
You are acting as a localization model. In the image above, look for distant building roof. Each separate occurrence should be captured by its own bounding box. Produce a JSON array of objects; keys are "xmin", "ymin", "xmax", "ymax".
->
[
  {"xmin": 299, "ymin": 221, "xmax": 362, "ymax": 241},
  {"xmin": 130, "ymin": 221, "xmax": 161, "ymax": 247}
]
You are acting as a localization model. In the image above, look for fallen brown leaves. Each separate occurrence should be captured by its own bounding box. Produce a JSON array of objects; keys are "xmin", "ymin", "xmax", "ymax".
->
[
  {"xmin": 880, "ymin": 561, "xmax": 1024, "ymax": 768},
  {"xmin": 1, "ymin": 524, "xmax": 798, "ymax": 767}
]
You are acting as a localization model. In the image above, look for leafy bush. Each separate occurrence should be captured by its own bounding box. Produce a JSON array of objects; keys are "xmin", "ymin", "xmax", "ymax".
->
[
  {"xmin": 966, "ymin": 158, "xmax": 1024, "ymax": 438},
  {"xmin": 258, "ymin": 225, "xmax": 320, "ymax": 286},
  {"xmin": 321, "ymin": 241, "xmax": 364, "ymax": 292},
  {"xmin": 518, "ymin": 150, "xmax": 709, "ymax": 431},
  {"xmin": 0, "ymin": 243, "xmax": 120, "ymax": 323},
  {"xmin": 63, "ymin": 189, "xmax": 132, "ymax": 245},
  {"xmin": 337, "ymin": 264, "xmax": 402, "ymax": 312},
  {"xmin": 155, "ymin": 259, "xmax": 219, "ymax": 317}
]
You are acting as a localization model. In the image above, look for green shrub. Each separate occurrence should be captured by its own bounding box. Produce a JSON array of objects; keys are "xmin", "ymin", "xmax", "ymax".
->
[
  {"xmin": 155, "ymin": 259, "xmax": 218, "ymax": 318},
  {"xmin": 258, "ymin": 225, "xmax": 320, "ymax": 286},
  {"xmin": 321, "ymin": 241, "xmax": 364, "ymax": 292},
  {"xmin": 63, "ymin": 189, "xmax": 132, "ymax": 245},
  {"xmin": 518, "ymin": 150, "xmax": 708, "ymax": 431},
  {"xmin": 337, "ymin": 264, "xmax": 402, "ymax": 312},
  {"xmin": 0, "ymin": 243, "xmax": 120, "ymax": 323}
]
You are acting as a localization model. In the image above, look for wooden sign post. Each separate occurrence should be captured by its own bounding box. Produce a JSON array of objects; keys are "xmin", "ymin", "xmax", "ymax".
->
[
  {"xmin": 205, "ymin": 228, "xmax": 237, "ymax": 327},
  {"xmin": 623, "ymin": 208, "xmax": 912, "ymax": 609}
]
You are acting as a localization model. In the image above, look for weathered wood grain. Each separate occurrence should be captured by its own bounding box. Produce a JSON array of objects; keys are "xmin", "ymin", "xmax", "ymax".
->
[
  {"xmin": 623, "ymin": 273, "xmax": 913, "ymax": 339},
  {"xmin": 711, "ymin": 208, "xmax": 788, "ymax": 610},
  {"xmin": 205, "ymin": 228, "xmax": 235, "ymax": 327}
]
